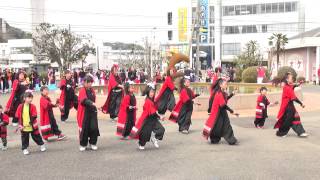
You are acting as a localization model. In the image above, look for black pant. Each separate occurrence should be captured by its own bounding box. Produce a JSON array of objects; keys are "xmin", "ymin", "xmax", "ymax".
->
[
  {"xmin": 109, "ymin": 91, "xmax": 122, "ymax": 119},
  {"xmin": 1, "ymin": 137, "xmax": 7, "ymax": 147},
  {"xmin": 210, "ymin": 111, "xmax": 237, "ymax": 145},
  {"xmin": 254, "ymin": 118, "xmax": 266, "ymax": 127},
  {"xmin": 139, "ymin": 118, "xmax": 165, "ymax": 146},
  {"xmin": 21, "ymin": 131, "xmax": 44, "ymax": 150},
  {"xmin": 61, "ymin": 107, "xmax": 70, "ymax": 122},
  {"xmin": 12, "ymin": 117, "xmax": 19, "ymax": 123},
  {"xmin": 80, "ymin": 131, "xmax": 98, "ymax": 147},
  {"xmin": 276, "ymin": 124, "xmax": 306, "ymax": 137},
  {"xmin": 123, "ymin": 112, "xmax": 134, "ymax": 137},
  {"xmin": 50, "ymin": 117, "xmax": 61, "ymax": 135}
]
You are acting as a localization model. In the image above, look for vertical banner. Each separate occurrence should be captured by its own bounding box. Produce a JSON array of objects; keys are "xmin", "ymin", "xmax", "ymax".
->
[
  {"xmin": 199, "ymin": 0, "xmax": 209, "ymax": 43},
  {"xmin": 178, "ymin": 8, "xmax": 188, "ymax": 42}
]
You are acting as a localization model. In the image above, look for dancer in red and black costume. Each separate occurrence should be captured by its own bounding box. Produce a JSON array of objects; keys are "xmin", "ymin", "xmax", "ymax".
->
[
  {"xmin": 155, "ymin": 68, "xmax": 176, "ymax": 117},
  {"xmin": 117, "ymin": 81, "xmax": 137, "ymax": 139},
  {"xmin": 5, "ymin": 71, "xmax": 29, "ymax": 126},
  {"xmin": 274, "ymin": 72, "xmax": 308, "ymax": 137},
  {"xmin": 59, "ymin": 70, "xmax": 77, "ymax": 122},
  {"xmin": 77, "ymin": 75, "xmax": 100, "ymax": 151},
  {"xmin": 101, "ymin": 64, "xmax": 124, "ymax": 121},
  {"xmin": 203, "ymin": 78, "xmax": 239, "ymax": 145},
  {"xmin": 130, "ymin": 83, "xmax": 165, "ymax": 150},
  {"xmin": 208, "ymin": 67, "xmax": 224, "ymax": 114},
  {"xmin": 254, "ymin": 87, "xmax": 278, "ymax": 128},
  {"xmin": 40, "ymin": 86, "xmax": 66, "ymax": 141},
  {"xmin": 0, "ymin": 105, "xmax": 9, "ymax": 151},
  {"xmin": 169, "ymin": 76, "xmax": 200, "ymax": 134}
]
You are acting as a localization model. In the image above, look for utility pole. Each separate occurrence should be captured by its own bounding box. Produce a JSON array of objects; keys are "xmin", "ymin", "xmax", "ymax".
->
[
  {"xmin": 195, "ymin": 0, "xmax": 201, "ymax": 77},
  {"xmin": 96, "ymin": 45, "xmax": 99, "ymax": 70},
  {"xmin": 68, "ymin": 24, "xmax": 71, "ymax": 70}
]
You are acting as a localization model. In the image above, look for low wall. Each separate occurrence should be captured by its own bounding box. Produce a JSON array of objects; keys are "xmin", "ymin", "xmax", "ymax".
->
[{"xmin": 93, "ymin": 88, "xmax": 302, "ymax": 111}]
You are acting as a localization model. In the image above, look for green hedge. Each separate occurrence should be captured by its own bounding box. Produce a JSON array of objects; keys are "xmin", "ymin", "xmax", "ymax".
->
[
  {"xmin": 242, "ymin": 66, "xmax": 258, "ymax": 83},
  {"xmin": 277, "ymin": 66, "xmax": 297, "ymax": 81}
]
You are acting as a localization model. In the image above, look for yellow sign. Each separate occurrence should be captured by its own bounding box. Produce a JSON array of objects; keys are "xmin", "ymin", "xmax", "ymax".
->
[{"xmin": 178, "ymin": 8, "xmax": 188, "ymax": 42}]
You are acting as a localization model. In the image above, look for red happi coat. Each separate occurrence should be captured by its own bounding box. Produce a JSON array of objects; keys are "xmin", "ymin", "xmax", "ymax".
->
[
  {"xmin": 59, "ymin": 79, "xmax": 75, "ymax": 109},
  {"xmin": 155, "ymin": 76, "xmax": 175, "ymax": 103},
  {"xmin": 203, "ymin": 90, "xmax": 226, "ymax": 139},
  {"xmin": 0, "ymin": 113, "xmax": 9, "ymax": 138},
  {"xmin": 5, "ymin": 80, "xmax": 27, "ymax": 117},
  {"xmin": 255, "ymin": 95, "xmax": 270, "ymax": 119},
  {"xmin": 77, "ymin": 87, "xmax": 96, "ymax": 131},
  {"xmin": 130, "ymin": 98, "xmax": 157, "ymax": 139},
  {"xmin": 274, "ymin": 84, "xmax": 300, "ymax": 129},
  {"xmin": 101, "ymin": 73, "xmax": 123, "ymax": 114},
  {"xmin": 15, "ymin": 103, "xmax": 40, "ymax": 134},
  {"xmin": 117, "ymin": 94, "xmax": 136, "ymax": 136},
  {"xmin": 40, "ymin": 95, "xmax": 57, "ymax": 139},
  {"xmin": 169, "ymin": 87, "xmax": 195, "ymax": 123},
  {"xmin": 5, "ymin": 80, "xmax": 19, "ymax": 114}
]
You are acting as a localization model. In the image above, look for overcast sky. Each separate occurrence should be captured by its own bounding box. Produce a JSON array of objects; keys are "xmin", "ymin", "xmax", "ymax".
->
[
  {"xmin": 0, "ymin": 0, "xmax": 187, "ymax": 43},
  {"xmin": 0, "ymin": 0, "xmax": 319, "ymax": 43}
]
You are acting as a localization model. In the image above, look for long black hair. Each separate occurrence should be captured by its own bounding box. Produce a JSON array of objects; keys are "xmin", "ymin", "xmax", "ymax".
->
[
  {"xmin": 142, "ymin": 84, "xmax": 156, "ymax": 100},
  {"xmin": 282, "ymin": 72, "xmax": 292, "ymax": 85},
  {"xmin": 124, "ymin": 82, "xmax": 132, "ymax": 95},
  {"xmin": 212, "ymin": 78, "xmax": 225, "ymax": 92}
]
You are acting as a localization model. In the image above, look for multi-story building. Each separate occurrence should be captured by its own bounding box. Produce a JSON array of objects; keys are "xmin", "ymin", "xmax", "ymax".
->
[
  {"xmin": 8, "ymin": 39, "xmax": 34, "ymax": 69},
  {"xmin": 161, "ymin": 0, "xmax": 317, "ymax": 70},
  {"xmin": 0, "ymin": 43, "xmax": 9, "ymax": 67}
]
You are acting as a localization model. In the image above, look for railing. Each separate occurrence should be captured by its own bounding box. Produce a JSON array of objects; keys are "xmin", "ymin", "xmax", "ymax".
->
[{"xmin": 87, "ymin": 82, "xmax": 281, "ymax": 96}]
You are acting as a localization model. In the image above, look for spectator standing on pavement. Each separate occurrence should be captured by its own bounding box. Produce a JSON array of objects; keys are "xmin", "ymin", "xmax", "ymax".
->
[{"xmin": 257, "ymin": 66, "xmax": 265, "ymax": 84}]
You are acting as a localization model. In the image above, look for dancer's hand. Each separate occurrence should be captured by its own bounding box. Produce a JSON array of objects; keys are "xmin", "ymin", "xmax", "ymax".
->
[
  {"xmin": 92, "ymin": 103, "xmax": 96, "ymax": 107},
  {"xmin": 232, "ymin": 112, "xmax": 240, "ymax": 117},
  {"xmin": 118, "ymin": 85, "xmax": 124, "ymax": 89}
]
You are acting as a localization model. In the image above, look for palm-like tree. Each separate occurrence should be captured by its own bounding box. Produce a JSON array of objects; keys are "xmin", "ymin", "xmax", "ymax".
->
[{"xmin": 269, "ymin": 33, "xmax": 288, "ymax": 73}]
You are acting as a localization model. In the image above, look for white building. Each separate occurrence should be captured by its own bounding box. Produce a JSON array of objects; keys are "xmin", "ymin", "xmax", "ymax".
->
[
  {"xmin": 95, "ymin": 44, "xmax": 145, "ymax": 70},
  {"xmin": 160, "ymin": 0, "xmax": 318, "ymax": 69},
  {"xmin": 0, "ymin": 43, "xmax": 9, "ymax": 68},
  {"xmin": 7, "ymin": 39, "xmax": 34, "ymax": 69}
]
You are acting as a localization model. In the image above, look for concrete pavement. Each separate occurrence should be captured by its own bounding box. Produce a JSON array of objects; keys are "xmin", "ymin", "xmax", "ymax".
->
[{"xmin": 0, "ymin": 85, "xmax": 320, "ymax": 180}]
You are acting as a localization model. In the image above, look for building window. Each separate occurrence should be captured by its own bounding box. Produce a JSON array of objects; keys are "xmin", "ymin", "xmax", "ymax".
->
[
  {"xmin": 240, "ymin": 5, "xmax": 246, "ymax": 15},
  {"xmin": 168, "ymin": 31, "xmax": 173, "ymax": 41},
  {"xmin": 224, "ymin": 26, "xmax": 240, "ymax": 34},
  {"xmin": 228, "ymin": 6, "xmax": 235, "ymax": 16},
  {"xmin": 260, "ymin": 4, "xmax": 266, "ymax": 14},
  {"xmin": 292, "ymin": 2, "xmax": 297, "ymax": 11},
  {"xmin": 242, "ymin": 25, "xmax": 257, "ymax": 33},
  {"xmin": 10, "ymin": 47, "xmax": 32, "ymax": 54},
  {"xmin": 272, "ymin": 3, "xmax": 278, "ymax": 13},
  {"xmin": 167, "ymin": 12, "xmax": 172, "ymax": 25},
  {"xmin": 266, "ymin": 3, "xmax": 272, "ymax": 13},
  {"xmin": 235, "ymin": 5, "xmax": 241, "ymax": 15},
  {"xmin": 246, "ymin": 5, "xmax": 253, "ymax": 15},
  {"xmin": 285, "ymin": 2, "xmax": 292, "ymax": 12},
  {"xmin": 262, "ymin": 24, "xmax": 268, "ymax": 33},
  {"xmin": 192, "ymin": 7, "xmax": 196, "ymax": 24},
  {"xmin": 252, "ymin": 4, "xmax": 257, "ymax": 14},
  {"xmin": 2, "ymin": 50, "xmax": 5, "ymax": 56},
  {"xmin": 279, "ymin": 2, "xmax": 284, "ymax": 12},
  {"xmin": 223, "ymin": 2, "xmax": 297, "ymax": 16},
  {"xmin": 209, "ymin": 26, "xmax": 214, "ymax": 43},
  {"xmin": 222, "ymin": 43, "xmax": 241, "ymax": 56},
  {"xmin": 209, "ymin": 6, "xmax": 214, "ymax": 24}
]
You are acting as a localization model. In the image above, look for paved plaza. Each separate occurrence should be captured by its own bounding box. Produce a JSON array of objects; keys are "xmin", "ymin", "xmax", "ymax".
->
[{"xmin": 0, "ymin": 86, "xmax": 320, "ymax": 180}]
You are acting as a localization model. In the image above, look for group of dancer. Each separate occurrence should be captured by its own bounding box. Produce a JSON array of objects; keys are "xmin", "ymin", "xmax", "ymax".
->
[{"xmin": 0, "ymin": 65, "xmax": 309, "ymax": 155}]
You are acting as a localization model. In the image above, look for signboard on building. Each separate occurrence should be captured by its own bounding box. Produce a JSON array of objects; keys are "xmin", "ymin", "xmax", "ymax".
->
[
  {"xmin": 178, "ymin": 8, "xmax": 188, "ymax": 42},
  {"xmin": 199, "ymin": 0, "xmax": 208, "ymax": 43}
]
